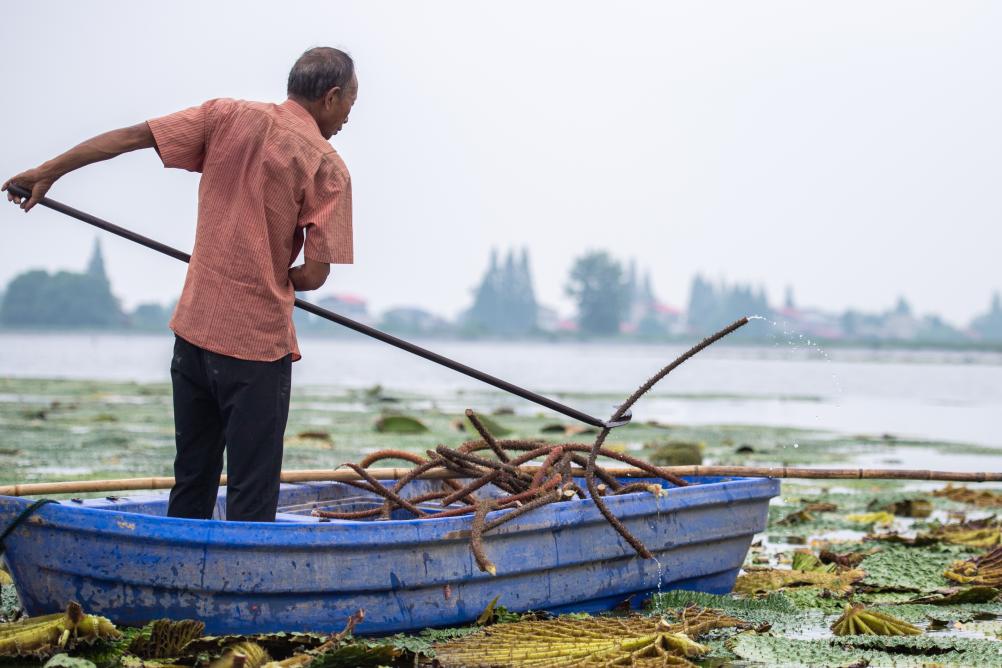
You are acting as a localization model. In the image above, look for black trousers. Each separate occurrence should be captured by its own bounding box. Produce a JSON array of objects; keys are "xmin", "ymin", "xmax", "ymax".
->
[{"xmin": 168, "ymin": 335, "xmax": 291, "ymax": 522}]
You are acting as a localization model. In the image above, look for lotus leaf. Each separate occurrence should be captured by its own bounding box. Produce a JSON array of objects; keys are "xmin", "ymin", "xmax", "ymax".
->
[
  {"xmin": 868, "ymin": 602, "xmax": 1002, "ymax": 624},
  {"xmin": 803, "ymin": 502, "xmax": 838, "ymax": 512},
  {"xmin": 651, "ymin": 590, "xmax": 826, "ymax": 635},
  {"xmin": 934, "ymin": 485, "xmax": 1002, "ymax": 508},
  {"xmin": 734, "ymin": 568, "xmax": 864, "ymax": 596},
  {"xmin": 209, "ymin": 641, "xmax": 270, "ymax": 668},
  {"xmin": 776, "ymin": 509, "xmax": 815, "ymax": 526},
  {"xmin": 831, "ymin": 603, "xmax": 922, "ymax": 636},
  {"xmin": 906, "ymin": 586, "xmax": 1000, "ymax": 605},
  {"xmin": 858, "ymin": 546, "xmax": 959, "ymax": 592},
  {"xmin": 875, "ymin": 498, "xmax": 933, "ymax": 518},
  {"xmin": 647, "ymin": 441, "xmax": 702, "ymax": 466},
  {"xmin": 433, "ymin": 610, "xmax": 745, "ymax": 668},
  {"xmin": 461, "ymin": 413, "xmax": 511, "ymax": 437},
  {"xmin": 300, "ymin": 642, "xmax": 401, "ymax": 668},
  {"xmin": 127, "ymin": 619, "xmax": 204, "ymax": 659},
  {"xmin": 730, "ymin": 633, "xmax": 1002, "ymax": 667},
  {"xmin": 43, "ymin": 654, "xmax": 97, "ymax": 668},
  {"xmin": 0, "ymin": 584, "xmax": 20, "ymax": 622},
  {"xmin": 923, "ymin": 518, "xmax": 1002, "ymax": 548},
  {"xmin": 181, "ymin": 632, "xmax": 328, "ymax": 660},
  {"xmin": 819, "ymin": 548, "xmax": 877, "ymax": 570},
  {"xmin": 944, "ymin": 545, "xmax": 1002, "ymax": 586},
  {"xmin": 648, "ymin": 591, "xmax": 799, "ymax": 616},
  {"xmin": 373, "ymin": 415, "xmax": 428, "ymax": 434},
  {"xmin": 846, "ymin": 511, "xmax": 895, "ymax": 526},
  {"xmin": 0, "ymin": 602, "xmax": 120, "ymax": 659},
  {"xmin": 953, "ymin": 619, "xmax": 1002, "ymax": 639},
  {"xmin": 791, "ymin": 551, "xmax": 837, "ymax": 573}
]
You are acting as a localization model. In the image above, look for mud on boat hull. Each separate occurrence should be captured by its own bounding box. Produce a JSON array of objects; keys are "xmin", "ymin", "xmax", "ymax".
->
[{"xmin": 0, "ymin": 476, "xmax": 778, "ymax": 634}]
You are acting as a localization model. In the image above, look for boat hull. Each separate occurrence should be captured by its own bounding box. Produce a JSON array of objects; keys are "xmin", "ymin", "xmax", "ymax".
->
[{"xmin": 0, "ymin": 476, "xmax": 778, "ymax": 634}]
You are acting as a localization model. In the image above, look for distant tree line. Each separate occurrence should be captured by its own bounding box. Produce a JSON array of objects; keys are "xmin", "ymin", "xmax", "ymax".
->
[
  {"xmin": 0, "ymin": 241, "xmax": 125, "ymax": 328},
  {"xmin": 970, "ymin": 292, "xmax": 1002, "ymax": 341},
  {"xmin": 564, "ymin": 251, "xmax": 630, "ymax": 336},
  {"xmin": 0, "ymin": 240, "xmax": 172, "ymax": 330},
  {"xmin": 687, "ymin": 275, "xmax": 771, "ymax": 333},
  {"xmin": 4, "ymin": 239, "xmax": 1002, "ymax": 346},
  {"xmin": 463, "ymin": 248, "xmax": 539, "ymax": 336}
]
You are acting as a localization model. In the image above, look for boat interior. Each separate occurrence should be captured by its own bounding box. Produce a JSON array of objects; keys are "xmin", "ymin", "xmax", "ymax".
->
[{"xmin": 43, "ymin": 476, "xmax": 676, "ymax": 523}]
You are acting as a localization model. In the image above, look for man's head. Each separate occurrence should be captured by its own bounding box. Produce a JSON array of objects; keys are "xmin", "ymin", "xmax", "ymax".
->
[{"xmin": 287, "ymin": 47, "xmax": 358, "ymax": 139}]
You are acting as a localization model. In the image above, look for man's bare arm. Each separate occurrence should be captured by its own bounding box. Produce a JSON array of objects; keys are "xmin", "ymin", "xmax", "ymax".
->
[
  {"xmin": 289, "ymin": 258, "xmax": 331, "ymax": 291},
  {"xmin": 3, "ymin": 122, "xmax": 156, "ymax": 212}
]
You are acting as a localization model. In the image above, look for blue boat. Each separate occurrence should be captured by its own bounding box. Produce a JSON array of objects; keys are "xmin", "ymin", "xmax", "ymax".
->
[{"xmin": 0, "ymin": 475, "xmax": 778, "ymax": 635}]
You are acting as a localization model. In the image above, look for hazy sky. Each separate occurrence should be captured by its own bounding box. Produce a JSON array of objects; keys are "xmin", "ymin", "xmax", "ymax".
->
[{"xmin": 2, "ymin": 1, "xmax": 999, "ymax": 325}]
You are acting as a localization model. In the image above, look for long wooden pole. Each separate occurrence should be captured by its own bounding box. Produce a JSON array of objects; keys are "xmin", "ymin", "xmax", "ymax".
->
[
  {"xmin": 1, "ymin": 465, "xmax": 1000, "ymax": 497},
  {"xmin": 3, "ymin": 185, "xmax": 623, "ymax": 430}
]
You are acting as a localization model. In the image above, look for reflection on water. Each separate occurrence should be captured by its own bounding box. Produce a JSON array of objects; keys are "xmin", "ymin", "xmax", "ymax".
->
[{"xmin": 2, "ymin": 331, "xmax": 1001, "ymax": 447}]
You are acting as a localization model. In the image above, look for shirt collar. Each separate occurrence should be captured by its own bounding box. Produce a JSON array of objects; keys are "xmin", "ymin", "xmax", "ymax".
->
[{"xmin": 281, "ymin": 99, "xmax": 322, "ymax": 135}]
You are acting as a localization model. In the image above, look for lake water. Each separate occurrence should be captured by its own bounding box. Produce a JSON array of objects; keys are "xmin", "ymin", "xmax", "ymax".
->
[{"xmin": 2, "ymin": 331, "xmax": 1000, "ymax": 448}]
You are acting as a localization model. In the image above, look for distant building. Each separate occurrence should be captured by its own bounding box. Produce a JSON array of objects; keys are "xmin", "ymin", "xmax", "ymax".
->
[
  {"xmin": 317, "ymin": 294, "xmax": 370, "ymax": 321},
  {"xmin": 971, "ymin": 292, "xmax": 1002, "ymax": 342},
  {"xmin": 378, "ymin": 307, "xmax": 450, "ymax": 336},
  {"xmin": 835, "ymin": 296, "xmax": 969, "ymax": 344},
  {"xmin": 776, "ymin": 303, "xmax": 845, "ymax": 340},
  {"xmin": 294, "ymin": 293, "xmax": 373, "ymax": 335},
  {"xmin": 620, "ymin": 260, "xmax": 682, "ymax": 337},
  {"xmin": 535, "ymin": 304, "xmax": 561, "ymax": 333}
]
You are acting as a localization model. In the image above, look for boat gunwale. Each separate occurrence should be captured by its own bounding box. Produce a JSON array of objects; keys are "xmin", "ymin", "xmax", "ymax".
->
[{"xmin": 0, "ymin": 476, "xmax": 779, "ymax": 549}]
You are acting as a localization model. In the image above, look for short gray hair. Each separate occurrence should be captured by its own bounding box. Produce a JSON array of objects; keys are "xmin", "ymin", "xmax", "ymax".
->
[{"xmin": 287, "ymin": 47, "xmax": 355, "ymax": 101}]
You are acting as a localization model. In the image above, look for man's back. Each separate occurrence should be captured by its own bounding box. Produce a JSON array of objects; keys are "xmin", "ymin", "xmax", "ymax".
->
[
  {"xmin": 149, "ymin": 98, "xmax": 353, "ymax": 362},
  {"xmin": 4, "ymin": 46, "xmax": 358, "ymax": 522}
]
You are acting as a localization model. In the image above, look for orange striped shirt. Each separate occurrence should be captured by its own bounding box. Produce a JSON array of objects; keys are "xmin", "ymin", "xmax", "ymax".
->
[{"xmin": 147, "ymin": 98, "xmax": 353, "ymax": 362}]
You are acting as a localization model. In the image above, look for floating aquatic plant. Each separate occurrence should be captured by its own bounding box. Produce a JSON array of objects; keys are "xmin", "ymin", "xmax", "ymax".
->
[
  {"xmin": 776, "ymin": 509, "xmax": 815, "ymax": 526},
  {"xmin": 906, "ymin": 586, "xmax": 999, "ymax": 605},
  {"xmin": 731, "ymin": 633, "xmax": 1002, "ymax": 667},
  {"xmin": 127, "ymin": 619, "xmax": 204, "ymax": 659},
  {"xmin": 945, "ymin": 545, "xmax": 1002, "ymax": 586},
  {"xmin": 208, "ymin": 641, "xmax": 270, "ymax": 668},
  {"xmin": 846, "ymin": 511, "xmax": 895, "ymax": 526},
  {"xmin": 858, "ymin": 546, "xmax": 958, "ymax": 592},
  {"xmin": 432, "ymin": 610, "xmax": 745, "ymax": 668},
  {"xmin": 372, "ymin": 414, "xmax": 428, "ymax": 434},
  {"xmin": 0, "ymin": 602, "xmax": 120, "ymax": 659},
  {"xmin": 922, "ymin": 517, "xmax": 1002, "ymax": 548},
  {"xmin": 733, "ymin": 568, "xmax": 864, "ymax": 596},
  {"xmin": 830, "ymin": 603, "xmax": 923, "ymax": 636},
  {"xmin": 803, "ymin": 501, "xmax": 838, "ymax": 512},
  {"xmin": 876, "ymin": 498, "xmax": 933, "ymax": 518},
  {"xmin": 934, "ymin": 485, "xmax": 1002, "ymax": 508},
  {"xmin": 791, "ymin": 551, "xmax": 837, "ymax": 573},
  {"xmin": 818, "ymin": 548, "xmax": 877, "ymax": 570},
  {"xmin": 181, "ymin": 632, "xmax": 328, "ymax": 659},
  {"xmin": 460, "ymin": 411, "xmax": 512, "ymax": 438},
  {"xmin": 646, "ymin": 441, "xmax": 702, "ymax": 466}
]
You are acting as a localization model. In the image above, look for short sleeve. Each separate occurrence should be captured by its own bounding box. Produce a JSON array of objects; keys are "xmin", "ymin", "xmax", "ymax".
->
[
  {"xmin": 300, "ymin": 155, "xmax": 353, "ymax": 264},
  {"xmin": 147, "ymin": 99, "xmax": 235, "ymax": 173}
]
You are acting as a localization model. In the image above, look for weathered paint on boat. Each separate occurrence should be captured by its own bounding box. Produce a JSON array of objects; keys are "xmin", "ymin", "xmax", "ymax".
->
[{"xmin": 0, "ymin": 476, "xmax": 778, "ymax": 634}]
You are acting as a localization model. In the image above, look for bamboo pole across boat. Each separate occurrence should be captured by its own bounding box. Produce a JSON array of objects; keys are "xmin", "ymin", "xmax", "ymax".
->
[{"xmin": 1, "ymin": 465, "xmax": 1001, "ymax": 497}]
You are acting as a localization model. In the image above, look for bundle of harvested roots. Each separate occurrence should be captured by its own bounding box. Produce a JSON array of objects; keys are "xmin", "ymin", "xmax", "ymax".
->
[{"xmin": 311, "ymin": 318, "xmax": 749, "ymax": 574}]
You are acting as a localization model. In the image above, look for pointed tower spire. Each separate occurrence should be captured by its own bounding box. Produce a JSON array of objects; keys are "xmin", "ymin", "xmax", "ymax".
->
[{"xmin": 87, "ymin": 238, "xmax": 108, "ymax": 281}]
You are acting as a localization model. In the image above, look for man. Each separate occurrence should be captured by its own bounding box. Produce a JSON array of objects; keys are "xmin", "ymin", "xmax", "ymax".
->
[{"xmin": 3, "ymin": 47, "xmax": 358, "ymax": 522}]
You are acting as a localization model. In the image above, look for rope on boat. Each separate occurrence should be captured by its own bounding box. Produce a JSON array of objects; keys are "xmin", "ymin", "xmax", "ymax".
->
[{"xmin": 0, "ymin": 499, "xmax": 58, "ymax": 556}]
